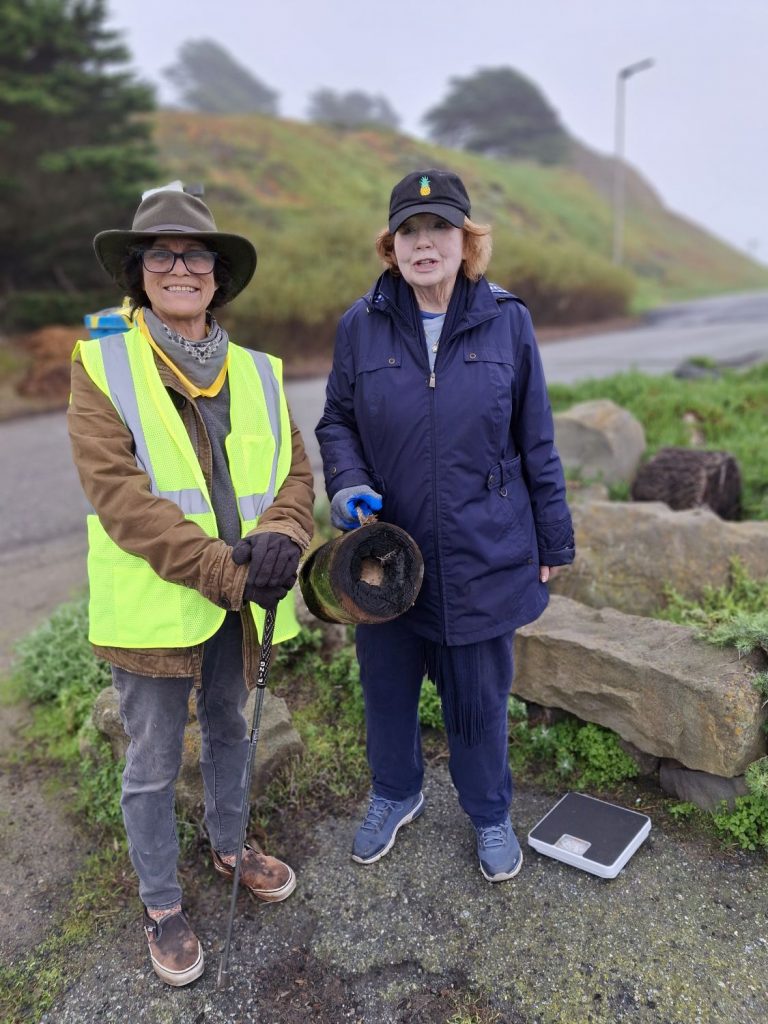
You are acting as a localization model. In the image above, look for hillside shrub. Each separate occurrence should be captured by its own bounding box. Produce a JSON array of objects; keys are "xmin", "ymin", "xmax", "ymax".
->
[
  {"xmin": 490, "ymin": 235, "xmax": 634, "ymax": 324},
  {"xmin": 2, "ymin": 290, "xmax": 117, "ymax": 331}
]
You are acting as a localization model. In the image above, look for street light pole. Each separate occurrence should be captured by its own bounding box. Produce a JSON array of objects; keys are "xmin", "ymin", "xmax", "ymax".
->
[{"xmin": 612, "ymin": 58, "xmax": 654, "ymax": 265}]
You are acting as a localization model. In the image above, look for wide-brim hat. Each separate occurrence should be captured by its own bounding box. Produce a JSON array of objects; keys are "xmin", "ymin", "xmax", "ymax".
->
[
  {"xmin": 93, "ymin": 188, "xmax": 257, "ymax": 303},
  {"xmin": 388, "ymin": 168, "xmax": 471, "ymax": 234}
]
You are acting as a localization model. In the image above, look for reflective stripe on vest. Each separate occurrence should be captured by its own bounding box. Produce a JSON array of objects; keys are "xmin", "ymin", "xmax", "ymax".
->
[
  {"xmin": 73, "ymin": 326, "xmax": 299, "ymax": 649},
  {"xmin": 100, "ymin": 334, "xmax": 211, "ymax": 514},
  {"xmin": 237, "ymin": 349, "xmax": 282, "ymax": 522}
]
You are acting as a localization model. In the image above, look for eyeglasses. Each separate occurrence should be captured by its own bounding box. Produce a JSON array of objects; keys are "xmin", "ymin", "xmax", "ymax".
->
[{"xmin": 138, "ymin": 249, "xmax": 218, "ymax": 274}]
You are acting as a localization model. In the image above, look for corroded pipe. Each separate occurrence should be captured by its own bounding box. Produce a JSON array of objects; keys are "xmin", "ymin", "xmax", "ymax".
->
[{"xmin": 299, "ymin": 522, "xmax": 424, "ymax": 625}]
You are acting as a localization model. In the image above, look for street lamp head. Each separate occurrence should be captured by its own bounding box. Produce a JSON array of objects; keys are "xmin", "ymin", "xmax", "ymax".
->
[{"xmin": 619, "ymin": 58, "xmax": 655, "ymax": 80}]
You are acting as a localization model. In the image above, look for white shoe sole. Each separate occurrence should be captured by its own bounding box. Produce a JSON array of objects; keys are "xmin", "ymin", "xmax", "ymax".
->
[
  {"xmin": 351, "ymin": 793, "xmax": 425, "ymax": 864},
  {"xmin": 149, "ymin": 943, "xmax": 204, "ymax": 987},
  {"xmin": 480, "ymin": 848, "xmax": 524, "ymax": 882},
  {"xmin": 245, "ymin": 865, "xmax": 297, "ymax": 903},
  {"xmin": 212, "ymin": 852, "xmax": 297, "ymax": 902}
]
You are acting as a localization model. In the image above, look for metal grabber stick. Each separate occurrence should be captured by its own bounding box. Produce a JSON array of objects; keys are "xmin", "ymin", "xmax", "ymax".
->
[{"xmin": 217, "ymin": 607, "xmax": 276, "ymax": 991}]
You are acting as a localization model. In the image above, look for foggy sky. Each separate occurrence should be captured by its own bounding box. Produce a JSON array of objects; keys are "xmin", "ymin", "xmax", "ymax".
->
[{"xmin": 106, "ymin": 0, "xmax": 768, "ymax": 265}]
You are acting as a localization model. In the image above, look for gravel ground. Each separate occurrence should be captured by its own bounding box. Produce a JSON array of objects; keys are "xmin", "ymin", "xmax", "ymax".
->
[{"xmin": 24, "ymin": 765, "xmax": 768, "ymax": 1024}]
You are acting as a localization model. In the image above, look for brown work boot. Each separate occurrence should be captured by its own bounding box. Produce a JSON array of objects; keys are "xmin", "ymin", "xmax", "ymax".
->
[
  {"xmin": 143, "ymin": 908, "xmax": 204, "ymax": 987},
  {"xmin": 212, "ymin": 843, "xmax": 296, "ymax": 902}
]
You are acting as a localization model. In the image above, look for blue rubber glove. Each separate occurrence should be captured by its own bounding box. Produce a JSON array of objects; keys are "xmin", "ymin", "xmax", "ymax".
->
[{"xmin": 330, "ymin": 485, "xmax": 383, "ymax": 531}]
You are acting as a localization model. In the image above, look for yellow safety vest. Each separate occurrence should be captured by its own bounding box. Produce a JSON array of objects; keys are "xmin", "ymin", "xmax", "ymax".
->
[{"xmin": 73, "ymin": 324, "xmax": 299, "ymax": 648}]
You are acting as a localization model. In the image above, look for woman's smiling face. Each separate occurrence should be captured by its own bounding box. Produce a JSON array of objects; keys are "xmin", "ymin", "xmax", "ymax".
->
[
  {"xmin": 141, "ymin": 236, "xmax": 218, "ymax": 338},
  {"xmin": 393, "ymin": 213, "xmax": 465, "ymax": 312}
]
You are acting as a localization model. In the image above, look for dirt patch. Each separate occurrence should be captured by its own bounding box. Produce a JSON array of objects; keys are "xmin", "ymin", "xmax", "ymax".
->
[
  {"xmin": 14, "ymin": 326, "xmax": 81, "ymax": 402},
  {"xmin": 0, "ymin": 703, "xmax": 86, "ymax": 969}
]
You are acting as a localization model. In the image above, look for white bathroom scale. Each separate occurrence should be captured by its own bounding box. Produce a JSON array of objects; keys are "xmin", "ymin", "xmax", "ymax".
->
[{"xmin": 527, "ymin": 792, "xmax": 651, "ymax": 878}]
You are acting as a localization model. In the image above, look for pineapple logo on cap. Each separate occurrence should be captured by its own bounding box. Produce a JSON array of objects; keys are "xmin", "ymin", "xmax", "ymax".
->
[{"xmin": 387, "ymin": 168, "xmax": 471, "ymax": 233}]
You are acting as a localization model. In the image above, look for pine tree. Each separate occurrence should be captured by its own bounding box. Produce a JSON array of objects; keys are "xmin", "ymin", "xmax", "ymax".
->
[
  {"xmin": 0, "ymin": 0, "xmax": 157, "ymax": 296},
  {"xmin": 423, "ymin": 67, "xmax": 568, "ymax": 165},
  {"xmin": 307, "ymin": 88, "xmax": 400, "ymax": 131},
  {"xmin": 163, "ymin": 40, "xmax": 279, "ymax": 115}
]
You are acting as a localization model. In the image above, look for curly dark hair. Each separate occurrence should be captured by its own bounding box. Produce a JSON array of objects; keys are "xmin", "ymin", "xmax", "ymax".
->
[{"xmin": 119, "ymin": 245, "xmax": 236, "ymax": 312}]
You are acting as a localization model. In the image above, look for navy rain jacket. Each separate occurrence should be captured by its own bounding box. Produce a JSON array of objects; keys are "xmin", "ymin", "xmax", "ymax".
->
[{"xmin": 316, "ymin": 270, "xmax": 575, "ymax": 646}]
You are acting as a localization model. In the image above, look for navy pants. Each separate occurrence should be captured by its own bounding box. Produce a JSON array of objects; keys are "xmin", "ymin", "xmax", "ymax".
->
[{"xmin": 356, "ymin": 618, "xmax": 515, "ymax": 827}]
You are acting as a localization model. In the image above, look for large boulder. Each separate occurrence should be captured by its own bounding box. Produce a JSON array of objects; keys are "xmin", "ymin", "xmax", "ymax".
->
[
  {"xmin": 554, "ymin": 399, "xmax": 645, "ymax": 485},
  {"xmin": 90, "ymin": 684, "xmax": 304, "ymax": 814},
  {"xmin": 658, "ymin": 760, "xmax": 749, "ymax": 811},
  {"xmin": 514, "ymin": 595, "xmax": 767, "ymax": 777},
  {"xmin": 551, "ymin": 499, "xmax": 768, "ymax": 615}
]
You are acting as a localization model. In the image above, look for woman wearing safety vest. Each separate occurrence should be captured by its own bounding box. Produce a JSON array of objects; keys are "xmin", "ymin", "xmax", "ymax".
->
[{"xmin": 68, "ymin": 185, "xmax": 314, "ymax": 987}]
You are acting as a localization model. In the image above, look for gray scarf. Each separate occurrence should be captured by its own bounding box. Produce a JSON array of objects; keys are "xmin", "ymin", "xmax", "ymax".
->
[{"xmin": 143, "ymin": 308, "xmax": 229, "ymax": 390}]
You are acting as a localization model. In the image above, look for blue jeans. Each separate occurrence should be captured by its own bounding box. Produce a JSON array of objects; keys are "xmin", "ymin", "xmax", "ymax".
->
[
  {"xmin": 112, "ymin": 613, "xmax": 249, "ymax": 910},
  {"xmin": 355, "ymin": 619, "xmax": 515, "ymax": 827}
]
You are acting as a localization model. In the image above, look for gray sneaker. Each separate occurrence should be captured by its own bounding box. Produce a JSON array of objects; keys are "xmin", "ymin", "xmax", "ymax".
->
[
  {"xmin": 476, "ymin": 817, "xmax": 523, "ymax": 881},
  {"xmin": 352, "ymin": 791, "xmax": 425, "ymax": 864},
  {"xmin": 143, "ymin": 908, "xmax": 204, "ymax": 986}
]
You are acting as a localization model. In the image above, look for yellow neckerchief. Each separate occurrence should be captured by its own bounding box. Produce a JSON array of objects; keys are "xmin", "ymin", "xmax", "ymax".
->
[{"xmin": 135, "ymin": 308, "xmax": 230, "ymax": 398}]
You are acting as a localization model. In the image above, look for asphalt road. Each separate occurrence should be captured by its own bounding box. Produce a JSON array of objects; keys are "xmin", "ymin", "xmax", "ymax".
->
[
  {"xmin": 538, "ymin": 288, "xmax": 768, "ymax": 383},
  {"xmin": 1, "ymin": 289, "xmax": 767, "ymax": 669}
]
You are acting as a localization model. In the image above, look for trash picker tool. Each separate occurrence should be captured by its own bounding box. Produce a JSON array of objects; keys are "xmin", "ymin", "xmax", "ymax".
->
[{"xmin": 216, "ymin": 607, "xmax": 276, "ymax": 991}]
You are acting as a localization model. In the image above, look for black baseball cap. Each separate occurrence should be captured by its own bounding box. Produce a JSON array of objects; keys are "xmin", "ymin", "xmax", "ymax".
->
[{"xmin": 388, "ymin": 169, "xmax": 471, "ymax": 233}]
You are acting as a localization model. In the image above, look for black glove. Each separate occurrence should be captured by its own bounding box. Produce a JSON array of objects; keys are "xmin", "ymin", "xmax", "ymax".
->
[
  {"xmin": 241, "ymin": 581, "xmax": 288, "ymax": 609},
  {"xmin": 232, "ymin": 532, "xmax": 301, "ymax": 609}
]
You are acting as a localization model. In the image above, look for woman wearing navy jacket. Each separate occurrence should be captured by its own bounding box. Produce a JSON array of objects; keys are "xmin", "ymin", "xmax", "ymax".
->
[{"xmin": 316, "ymin": 168, "xmax": 574, "ymax": 881}]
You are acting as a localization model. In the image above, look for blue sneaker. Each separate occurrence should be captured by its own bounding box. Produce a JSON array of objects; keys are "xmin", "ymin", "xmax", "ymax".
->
[
  {"xmin": 352, "ymin": 791, "xmax": 425, "ymax": 864},
  {"xmin": 476, "ymin": 817, "xmax": 523, "ymax": 881}
]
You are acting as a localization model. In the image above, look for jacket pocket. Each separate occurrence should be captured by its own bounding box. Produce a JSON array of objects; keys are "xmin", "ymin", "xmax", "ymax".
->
[
  {"xmin": 354, "ymin": 342, "xmax": 402, "ymax": 422},
  {"xmin": 463, "ymin": 337, "xmax": 513, "ymax": 367},
  {"xmin": 226, "ymin": 432, "xmax": 275, "ymax": 494},
  {"xmin": 486, "ymin": 455, "xmax": 536, "ymax": 566},
  {"xmin": 463, "ymin": 338, "xmax": 515, "ymax": 424}
]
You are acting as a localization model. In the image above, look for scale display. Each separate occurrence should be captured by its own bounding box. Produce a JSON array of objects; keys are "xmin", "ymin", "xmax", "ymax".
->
[{"xmin": 527, "ymin": 792, "xmax": 651, "ymax": 878}]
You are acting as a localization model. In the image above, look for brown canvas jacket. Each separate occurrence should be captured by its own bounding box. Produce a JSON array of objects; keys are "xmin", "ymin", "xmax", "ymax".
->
[{"xmin": 68, "ymin": 346, "xmax": 314, "ymax": 687}]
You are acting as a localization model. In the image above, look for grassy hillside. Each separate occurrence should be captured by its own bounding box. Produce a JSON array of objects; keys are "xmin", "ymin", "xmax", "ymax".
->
[{"xmin": 151, "ymin": 112, "xmax": 768, "ymax": 356}]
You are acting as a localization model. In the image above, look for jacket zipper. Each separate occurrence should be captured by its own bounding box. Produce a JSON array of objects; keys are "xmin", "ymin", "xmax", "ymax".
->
[
  {"xmin": 375, "ymin": 292, "xmax": 497, "ymax": 643},
  {"xmin": 423, "ymin": 317, "xmax": 447, "ymax": 642},
  {"xmin": 382, "ymin": 291, "xmax": 447, "ymax": 640}
]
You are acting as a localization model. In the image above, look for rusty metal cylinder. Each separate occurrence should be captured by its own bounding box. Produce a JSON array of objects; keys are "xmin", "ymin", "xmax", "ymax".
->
[{"xmin": 299, "ymin": 522, "xmax": 424, "ymax": 625}]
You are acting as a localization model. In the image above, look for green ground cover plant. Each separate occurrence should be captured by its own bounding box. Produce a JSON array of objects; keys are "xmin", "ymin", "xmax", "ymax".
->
[
  {"xmin": 656, "ymin": 560, "xmax": 768, "ymax": 850},
  {"xmin": 548, "ymin": 364, "xmax": 768, "ymax": 519},
  {"xmin": 10, "ymin": 591, "xmax": 646, "ymax": 845},
  {"xmin": 659, "ymin": 557, "xmax": 768, "ymax": 635},
  {"xmin": 507, "ymin": 700, "xmax": 639, "ymax": 790}
]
